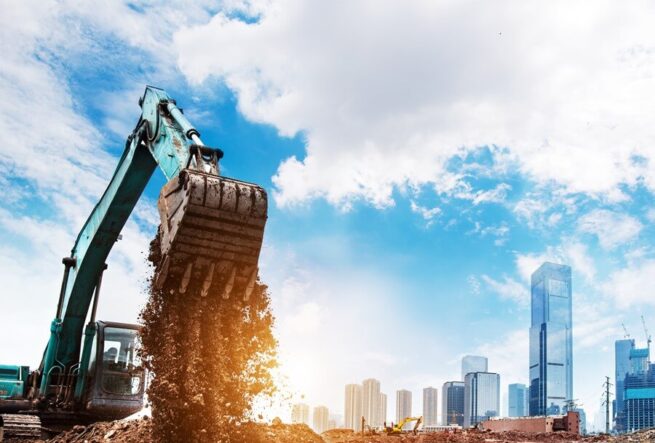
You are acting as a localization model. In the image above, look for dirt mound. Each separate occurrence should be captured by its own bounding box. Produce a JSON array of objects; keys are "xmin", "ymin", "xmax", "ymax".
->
[
  {"xmin": 47, "ymin": 418, "xmax": 152, "ymax": 443},
  {"xmin": 140, "ymin": 234, "xmax": 277, "ymax": 442},
  {"xmin": 41, "ymin": 418, "xmax": 323, "ymax": 443}
]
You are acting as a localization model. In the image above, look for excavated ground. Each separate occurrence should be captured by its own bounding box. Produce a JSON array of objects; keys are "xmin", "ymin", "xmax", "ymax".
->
[
  {"xmin": 11, "ymin": 420, "xmax": 654, "ymax": 443},
  {"xmin": 321, "ymin": 428, "xmax": 654, "ymax": 443}
]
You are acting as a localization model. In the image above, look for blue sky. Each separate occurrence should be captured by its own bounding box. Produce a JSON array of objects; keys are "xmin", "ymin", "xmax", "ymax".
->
[{"xmin": 2, "ymin": 0, "xmax": 655, "ymax": 431}]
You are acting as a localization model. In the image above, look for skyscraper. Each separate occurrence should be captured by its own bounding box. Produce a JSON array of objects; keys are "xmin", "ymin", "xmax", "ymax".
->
[
  {"xmin": 362, "ymin": 378, "xmax": 381, "ymax": 427},
  {"xmin": 292, "ymin": 403, "xmax": 310, "ymax": 425},
  {"xmin": 508, "ymin": 383, "xmax": 528, "ymax": 417},
  {"xmin": 615, "ymin": 338, "xmax": 635, "ymax": 431},
  {"xmin": 423, "ymin": 387, "xmax": 438, "ymax": 426},
  {"xmin": 464, "ymin": 372, "xmax": 500, "ymax": 427},
  {"xmin": 529, "ymin": 262, "xmax": 573, "ymax": 416},
  {"xmin": 462, "ymin": 355, "xmax": 488, "ymax": 380},
  {"xmin": 396, "ymin": 389, "xmax": 412, "ymax": 427},
  {"xmin": 379, "ymin": 392, "xmax": 388, "ymax": 425},
  {"xmin": 442, "ymin": 381, "xmax": 465, "ymax": 426},
  {"xmin": 345, "ymin": 384, "xmax": 362, "ymax": 431},
  {"xmin": 312, "ymin": 406, "xmax": 329, "ymax": 434},
  {"xmin": 624, "ymin": 362, "xmax": 655, "ymax": 431}
]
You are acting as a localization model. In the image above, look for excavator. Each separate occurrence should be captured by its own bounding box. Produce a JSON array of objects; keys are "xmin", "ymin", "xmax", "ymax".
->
[
  {"xmin": 385, "ymin": 416, "xmax": 423, "ymax": 436},
  {"xmin": 0, "ymin": 86, "xmax": 267, "ymax": 439}
]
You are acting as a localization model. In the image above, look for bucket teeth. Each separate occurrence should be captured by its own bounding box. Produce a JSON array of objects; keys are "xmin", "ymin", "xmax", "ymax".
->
[
  {"xmin": 201, "ymin": 262, "xmax": 215, "ymax": 297},
  {"xmin": 222, "ymin": 266, "xmax": 236, "ymax": 299},
  {"xmin": 180, "ymin": 262, "xmax": 193, "ymax": 294},
  {"xmin": 154, "ymin": 256, "xmax": 170, "ymax": 290},
  {"xmin": 243, "ymin": 268, "xmax": 258, "ymax": 301}
]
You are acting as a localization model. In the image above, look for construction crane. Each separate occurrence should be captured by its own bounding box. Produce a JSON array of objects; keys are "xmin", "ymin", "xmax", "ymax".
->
[
  {"xmin": 0, "ymin": 86, "xmax": 267, "ymax": 439},
  {"xmin": 622, "ymin": 323, "xmax": 630, "ymax": 339},
  {"xmin": 642, "ymin": 315, "xmax": 651, "ymax": 353}
]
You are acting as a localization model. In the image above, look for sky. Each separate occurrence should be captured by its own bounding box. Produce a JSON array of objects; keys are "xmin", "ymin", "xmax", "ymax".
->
[{"xmin": 2, "ymin": 0, "xmax": 655, "ymax": 432}]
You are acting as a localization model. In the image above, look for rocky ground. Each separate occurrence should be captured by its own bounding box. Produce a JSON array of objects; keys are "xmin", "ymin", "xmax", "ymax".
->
[{"xmin": 7, "ymin": 418, "xmax": 655, "ymax": 443}]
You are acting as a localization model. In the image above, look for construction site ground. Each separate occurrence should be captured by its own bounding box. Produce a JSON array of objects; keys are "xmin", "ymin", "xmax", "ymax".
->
[{"xmin": 4, "ymin": 418, "xmax": 655, "ymax": 443}]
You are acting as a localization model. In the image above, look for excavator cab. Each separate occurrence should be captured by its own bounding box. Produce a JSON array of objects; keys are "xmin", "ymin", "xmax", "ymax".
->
[{"xmin": 83, "ymin": 321, "xmax": 144, "ymax": 418}]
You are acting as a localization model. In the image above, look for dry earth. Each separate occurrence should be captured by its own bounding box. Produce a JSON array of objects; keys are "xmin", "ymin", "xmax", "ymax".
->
[{"xmin": 9, "ymin": 418, "xmax": 655, "ymax": 443}]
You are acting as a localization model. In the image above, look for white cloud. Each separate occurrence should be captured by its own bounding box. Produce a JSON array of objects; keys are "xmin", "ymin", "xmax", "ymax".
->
[
  {"xmin": 480, "ymin": 275, "xmax": 527, "ymax": 306},
  {"xmin": 602, "ymin": 259, "xmax": 655, "ymax": 309},
  {"xmin": 410, "ymin": 201, "xmax": 441, "ymax": 226},
  {"xmin": 578, "ymin": 209, "xmax": 643, "ymax": 250},
  {"xmin": 515, "ymin": 240, "xmax": 596, "ymax": 284},
  {"xmin": 471, "ymin": 221, "xmax": 510, "ymax": 245},
  {"xmin": 459, "ymin": 183, "xmax": 512, "ymax": 206},
  {"xmin": 174, "ymin": 1, "xmax": 655, "ymax": 209},
  {"xmin": 647, "ymin": 208, "xmax": 655, "ymax": 222}
]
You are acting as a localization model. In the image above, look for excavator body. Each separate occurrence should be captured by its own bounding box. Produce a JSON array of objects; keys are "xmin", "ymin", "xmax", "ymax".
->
[{"xmin": 0, "ymin": 86, "xmax": 268, "ymax": 439}]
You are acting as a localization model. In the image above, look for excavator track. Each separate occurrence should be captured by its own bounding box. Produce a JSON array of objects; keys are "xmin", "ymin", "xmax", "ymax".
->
[{"xmin": 0, "ymin": 414, "xmax": 42, "ymax": 440}]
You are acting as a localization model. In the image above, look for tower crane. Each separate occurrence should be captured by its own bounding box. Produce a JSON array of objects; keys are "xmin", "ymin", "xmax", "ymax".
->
[{"xmin": 641, "ymin": 315, "xmax": 651, "ymax": 353}]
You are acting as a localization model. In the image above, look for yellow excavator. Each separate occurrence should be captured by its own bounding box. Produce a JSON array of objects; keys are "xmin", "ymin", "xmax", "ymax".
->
[{"xmin": 386, "ymin": 416, "xmax": 423, "ymax": 435}]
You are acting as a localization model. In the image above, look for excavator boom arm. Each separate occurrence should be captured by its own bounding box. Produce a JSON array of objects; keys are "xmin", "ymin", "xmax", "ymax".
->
[{"xmin": 43, "ymin": 86, "xmax": 205, "ymax": 376}]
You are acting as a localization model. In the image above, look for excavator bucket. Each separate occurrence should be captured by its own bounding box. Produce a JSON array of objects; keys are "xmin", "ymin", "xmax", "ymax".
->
[{"xmin": 155, "ymin": 167, "xmax": 267, "ymax": 300}]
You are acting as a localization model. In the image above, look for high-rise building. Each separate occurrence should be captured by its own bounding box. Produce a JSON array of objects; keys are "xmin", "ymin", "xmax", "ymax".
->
[
  {"xmin": 624, "ymin": 362, "xmax": 655, "ymax": 431},
  {"xmin": 423, "ymin": 387, "xmax": 438, "ymax": 426},
  {"xmin": 362, "ymin": 378, "xmax": 381, "ymax": 427},
  {"xmin": 442, "ymin": 381, "xmax": 465, "ymax": 426},
  {"xmin": 508, "ymin": 383, "xmax": 528, "ymax": 417},
  {"xmin": 464, "ymin": 372, "xmax": 500, "ymax": 427},
  {"xmin": 630, "ymin": 348, "xmax": 649, "ymax": 374},
  {"xmin": 462, "ymin": 355, "xmax": 488, "ymax": 380},
  {"xmin": 396, "ymin": 389, "xmax": 412, "ymax": 427},
  {"xmin": 312, "ymin": 406, "xmax": 329, "ymax": 434},
  {"xmin": 327, "ymin": 419, "xmax": 337, "ymax": 431},
  {"xmin": 292, "ymin": 403, "xmax": 310, "ymax": 425},
  {"xmin": 379, "ymin": 392, "xmax": 388, "ymax": 425},
  {"xmin": 345, "ymin": 384, "xmax": 362, "ymax": 431},
  {"xmin": 615, "ymin": 338, "xmax": 635, "ymax": 431},
  {"xmin": 529, "ymin": 262, "xmax": 573, "ymax": 416}
]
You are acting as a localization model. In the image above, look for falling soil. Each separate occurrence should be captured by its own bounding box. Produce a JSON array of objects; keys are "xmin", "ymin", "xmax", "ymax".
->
[{"xmin": 139, "ymin": 233, "xmax": 278, "ymax": 442}]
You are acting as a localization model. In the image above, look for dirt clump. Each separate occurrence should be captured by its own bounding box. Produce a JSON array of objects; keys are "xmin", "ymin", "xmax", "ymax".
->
[
  {"xmin": 139, "ymin": 234, "xmax": 277, "ymax": 442},
  {"xmin": 46, "ymin": 418, "xmax": 153, "ymax": 443}
]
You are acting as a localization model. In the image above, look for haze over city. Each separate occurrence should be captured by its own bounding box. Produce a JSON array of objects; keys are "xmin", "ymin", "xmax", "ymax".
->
[{"xmin": 2, "ymin": 0, "xmax": 655, "ymax": 439}]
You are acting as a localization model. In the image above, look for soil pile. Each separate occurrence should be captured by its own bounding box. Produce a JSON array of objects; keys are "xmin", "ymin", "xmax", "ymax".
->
[
  {"xmin": 140, "ymin": 234, "xmax": 277, "ymax": 442},
  {"xmin": 37, "ymin": 418, "xmax": 323, "ymax": 443}
]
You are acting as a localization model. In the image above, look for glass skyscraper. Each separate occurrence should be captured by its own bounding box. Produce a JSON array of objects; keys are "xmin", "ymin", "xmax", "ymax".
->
[
  {"xmin": 529, "ymin": 262, "xmax": 573, "ymax": 416},
  {"xmin": 508, "ymin": 383, "xmax": 528, "ymax": 417},
  {"xmin": 464, "ymin": 372, "xmax": 500, "ymax": 427},
  {"xmin": 615, "ymin": 338, "xmax": 635, "ymax": 431},
  {"xmin": 462, "ymin": 355, "xmax": 488, "ymax": 380},
  {"xmin": 442, "ymin": 381, "xmax": 465, "ymax": 426}
]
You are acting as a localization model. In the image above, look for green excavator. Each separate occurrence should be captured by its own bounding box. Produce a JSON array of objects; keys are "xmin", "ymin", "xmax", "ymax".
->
[{"xmin": 0, "ymin": 86, "xmax": 267, "ymax": 439}]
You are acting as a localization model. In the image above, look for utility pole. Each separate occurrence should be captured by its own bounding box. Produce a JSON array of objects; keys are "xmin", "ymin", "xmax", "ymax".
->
[{"xmin": 601, "ymin": 376, "xmax": 613, "ymax": 434}]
